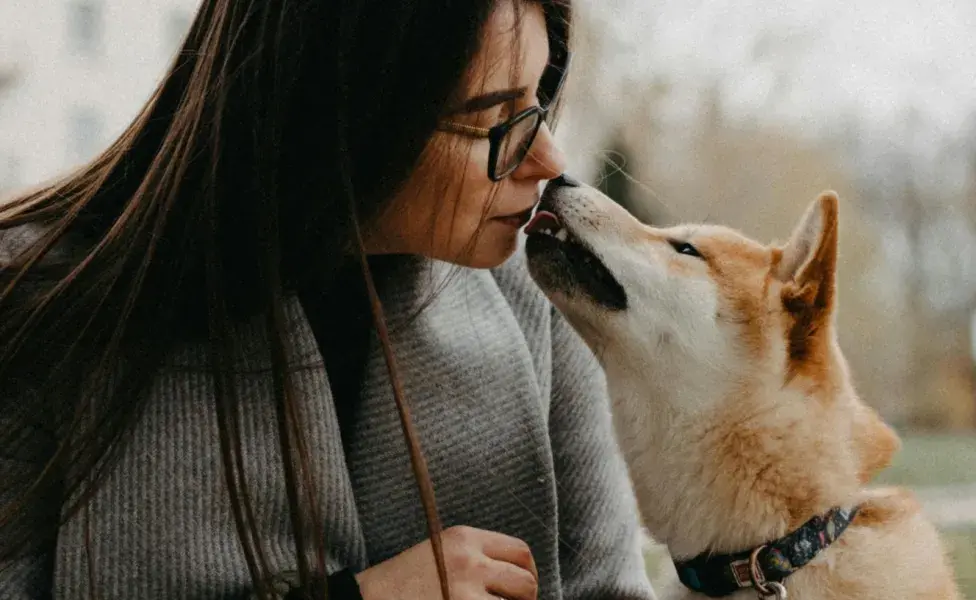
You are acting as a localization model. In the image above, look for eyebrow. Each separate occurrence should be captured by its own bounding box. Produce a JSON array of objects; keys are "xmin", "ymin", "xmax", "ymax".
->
[{"xmin": 448, "ymin": 87, "xmax": 528, "ymax": 115}]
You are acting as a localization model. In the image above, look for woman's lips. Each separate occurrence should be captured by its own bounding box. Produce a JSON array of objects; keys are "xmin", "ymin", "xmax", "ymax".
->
[{"xmin": 493, "ymin": 205, "xmax": 537, "ymax": 228}]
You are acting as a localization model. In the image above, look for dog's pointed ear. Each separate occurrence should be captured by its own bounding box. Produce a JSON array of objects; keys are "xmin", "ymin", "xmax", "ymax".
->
[
  {"xmin": 774, "ymin": 192, "xmax": 839, "ymax": 369},
  {"xmin": 774, "ymin": 191, "xmax": 839, "ymax": 315}
]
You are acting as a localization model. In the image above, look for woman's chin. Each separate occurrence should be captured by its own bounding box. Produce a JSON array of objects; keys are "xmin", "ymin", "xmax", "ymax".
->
[{"xmin": 442, "ymin": 225, "xmax": 521, "ymax": 269}]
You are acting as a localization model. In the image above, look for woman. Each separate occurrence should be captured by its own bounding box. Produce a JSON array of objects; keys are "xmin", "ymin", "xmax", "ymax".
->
[{"xmin": 0, "ymin": 0, "xmax": 655, "ymax": 598}]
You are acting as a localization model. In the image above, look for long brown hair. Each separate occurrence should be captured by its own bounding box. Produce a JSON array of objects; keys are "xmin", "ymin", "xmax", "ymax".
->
[{"xmin": 0, "ymin": 0, "xmax": 570, "ymax": 598}]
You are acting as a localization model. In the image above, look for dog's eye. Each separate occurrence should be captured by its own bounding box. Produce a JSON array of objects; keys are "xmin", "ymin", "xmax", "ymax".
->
[{"xmin": 669, "ymin": 240, "xmax": 703, "ymax": 259}]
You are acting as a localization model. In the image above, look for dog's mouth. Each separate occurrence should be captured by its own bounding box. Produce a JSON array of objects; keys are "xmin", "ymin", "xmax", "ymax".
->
[{"xmin": 524, "ymin": 210, "xmax": 628, "ymax": 311}]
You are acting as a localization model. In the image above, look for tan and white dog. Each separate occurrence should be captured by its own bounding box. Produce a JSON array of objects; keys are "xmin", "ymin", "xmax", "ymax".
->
[{"xmin": 524, "ymin": 177, "xmax": 960, "ymax": 599}]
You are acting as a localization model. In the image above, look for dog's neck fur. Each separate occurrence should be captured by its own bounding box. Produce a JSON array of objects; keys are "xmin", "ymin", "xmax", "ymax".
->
[{"xmin": 603, "ymin": 340, "xmax": 863, "ymax": 562}]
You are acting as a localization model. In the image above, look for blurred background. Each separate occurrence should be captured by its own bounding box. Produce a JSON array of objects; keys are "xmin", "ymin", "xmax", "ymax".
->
[{"xmin": 1, "ymin": 0, "xmax": 975, "ymax": 595}]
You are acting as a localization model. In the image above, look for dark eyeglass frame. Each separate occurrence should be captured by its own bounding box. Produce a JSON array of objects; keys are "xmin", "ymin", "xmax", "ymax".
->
[{"xmin": 438, "ymin": 50, "xmax": 573, "ymax": 182}]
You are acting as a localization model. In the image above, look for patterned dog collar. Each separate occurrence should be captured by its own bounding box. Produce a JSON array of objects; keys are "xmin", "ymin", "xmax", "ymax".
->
[{"xmin": 673, "ymin": 506, "xmax": 860, "ymax": 597}]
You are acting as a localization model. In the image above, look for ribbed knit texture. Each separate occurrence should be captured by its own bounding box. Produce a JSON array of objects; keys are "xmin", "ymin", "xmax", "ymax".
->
[{"xmin": 1, "ymin": 247, "xmax": 655, "ymax": 600}]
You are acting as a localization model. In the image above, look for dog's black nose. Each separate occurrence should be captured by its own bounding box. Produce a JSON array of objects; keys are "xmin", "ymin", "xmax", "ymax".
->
[{"xmin": 549, "ymin": 173, "xmax": 580, "ymax": 188}]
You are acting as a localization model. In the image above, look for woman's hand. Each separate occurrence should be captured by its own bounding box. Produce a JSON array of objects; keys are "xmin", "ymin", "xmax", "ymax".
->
[{"xmin": 355, "ymin": 525, "xmax": 538, "ymax": 600}]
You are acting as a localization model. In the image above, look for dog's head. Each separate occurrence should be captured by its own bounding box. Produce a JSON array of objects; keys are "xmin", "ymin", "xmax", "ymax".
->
[
  {"xmin": 525, "ymin": 178, "xmax": 831, "ymax": 380},
  {"xmin": 526, "ymin": 180, "xmax": 899, "ymax": 541}
]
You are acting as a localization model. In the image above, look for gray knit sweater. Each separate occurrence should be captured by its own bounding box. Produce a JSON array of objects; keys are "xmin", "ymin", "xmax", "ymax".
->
[{"xmin": 1, "ymin": 245, "xmax": 655, "ymax": 600}]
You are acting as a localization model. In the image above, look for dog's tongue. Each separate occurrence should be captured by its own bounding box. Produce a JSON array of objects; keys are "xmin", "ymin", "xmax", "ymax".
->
[{"xmin": 524, "ymin": 210, "xmax": 561, "ymax": 234}]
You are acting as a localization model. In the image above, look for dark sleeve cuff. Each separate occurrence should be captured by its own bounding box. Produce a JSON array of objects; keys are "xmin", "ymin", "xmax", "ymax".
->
[
  {"xmin": 326, "ymin": 569, "xmax": 364, "ymax": 600},
  {"xmin": 279, "ymin": 569, "xmax": 363, "ymax": 600}
]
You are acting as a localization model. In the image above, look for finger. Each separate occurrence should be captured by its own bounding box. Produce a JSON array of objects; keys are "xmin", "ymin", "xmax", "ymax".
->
[
  {"xmin": 478, "ymin": 532, "xmax": 538, "ymax": 582},
  {"xmin": 484, "ymin": 558, "xmax": 538, "ymax": 600}
]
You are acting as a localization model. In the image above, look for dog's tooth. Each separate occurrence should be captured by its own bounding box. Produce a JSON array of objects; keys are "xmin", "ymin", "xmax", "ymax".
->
[{"xmin": 555, "ymin": 229, "xmax": 568, "ymax": 242}]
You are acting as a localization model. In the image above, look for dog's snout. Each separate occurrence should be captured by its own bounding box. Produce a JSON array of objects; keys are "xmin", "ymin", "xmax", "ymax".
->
[
  {"xmin": 542, "ymin": 174, "xmax": 581, "ymax": 207},
  {"xmin": 548, "ymin": 173, "xmax": 580, "ymax": 189}
]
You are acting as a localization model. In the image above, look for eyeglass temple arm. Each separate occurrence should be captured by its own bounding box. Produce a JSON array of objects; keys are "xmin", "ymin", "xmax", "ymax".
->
[{"xmin": 437, "ymin": 121, "xmax": 491, "ymax": 138}]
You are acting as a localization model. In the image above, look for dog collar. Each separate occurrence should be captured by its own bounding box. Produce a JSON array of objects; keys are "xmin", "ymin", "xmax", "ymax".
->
[{"xmin": 673, "ymin": 506, "xmax": 859, "ymax": 598}]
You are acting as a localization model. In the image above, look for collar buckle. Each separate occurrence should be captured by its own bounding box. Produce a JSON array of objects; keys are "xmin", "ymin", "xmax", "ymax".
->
[{"xmin": 750, "ymin": 546, "xmax": 788, "ymax": 599}]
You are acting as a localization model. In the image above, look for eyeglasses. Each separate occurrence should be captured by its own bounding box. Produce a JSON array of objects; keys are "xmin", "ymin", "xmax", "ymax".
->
[{"xmin": 437, "ymin": 51, "xmax": 572, "ymax": 182}]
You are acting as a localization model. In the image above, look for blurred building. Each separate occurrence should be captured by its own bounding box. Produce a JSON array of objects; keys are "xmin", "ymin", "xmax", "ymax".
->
[{"xmin": 0, "ymin": 0, "xmax": 200, "ymax": 192}]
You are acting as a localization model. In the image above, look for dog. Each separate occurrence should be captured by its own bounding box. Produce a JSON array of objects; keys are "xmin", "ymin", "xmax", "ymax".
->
[{"xmin": 524, "ymin": 177, "xmax": 960, "ymax": 599}]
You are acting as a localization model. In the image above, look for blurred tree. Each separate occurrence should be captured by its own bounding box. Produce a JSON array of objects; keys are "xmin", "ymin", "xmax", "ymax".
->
[{"xmin": 557, "ymin": 0, "xmax": 976, "ymax": 432}]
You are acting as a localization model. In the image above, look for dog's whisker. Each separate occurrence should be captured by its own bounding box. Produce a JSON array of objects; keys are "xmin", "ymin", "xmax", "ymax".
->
[{"xmin": 595, "ymin": 151, "xmax": 673, "ymax": 215}]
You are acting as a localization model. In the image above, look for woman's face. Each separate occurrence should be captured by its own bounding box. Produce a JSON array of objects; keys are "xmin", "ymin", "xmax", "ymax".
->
[{"xmin": 363, "ymin": 1, "xmax": 566, "ymax": 268}]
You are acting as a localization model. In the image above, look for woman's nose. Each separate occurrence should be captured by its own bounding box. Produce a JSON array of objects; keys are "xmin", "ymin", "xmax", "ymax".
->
[{"xmin": 513, "ymin": 122, "xmax": 566, "ymax": 182}]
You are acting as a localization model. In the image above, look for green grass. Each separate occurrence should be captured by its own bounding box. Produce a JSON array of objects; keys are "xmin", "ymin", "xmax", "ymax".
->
[
  {"xmin": 944, "ymin": 527, "xmax": 976, "ymax": 598},
  {"xmin": 875, "ymin": 434, "xmax": 976, "ymax": 487},
  {"xmin": 877, "ymin": 435, "xmax": 976, "ymax": 596}
]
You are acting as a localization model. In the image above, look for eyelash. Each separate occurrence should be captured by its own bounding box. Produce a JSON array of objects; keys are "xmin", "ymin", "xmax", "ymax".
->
[{"xmin": 668, "ymin": 239, "xmax": 703, "ymax": 259}]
